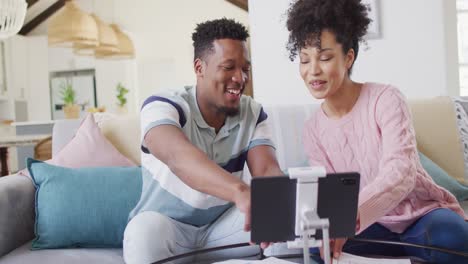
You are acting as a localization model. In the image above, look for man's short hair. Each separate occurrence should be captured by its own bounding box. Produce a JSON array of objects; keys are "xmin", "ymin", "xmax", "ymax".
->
[{"xmin": 192, "ymin": 18, "xmax": 249, "ymax": 61}]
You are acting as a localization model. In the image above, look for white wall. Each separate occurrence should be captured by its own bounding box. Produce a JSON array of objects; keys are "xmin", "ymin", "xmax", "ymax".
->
[
  {"xmin": 30, "ymin": 0, "xmax": 249, "ymax": 110},
  {"xmin": 95, "ymin": 59, "xmax": 137, "ymax": 113},
  {"xmin": 27, "ymin": 36, "xmax": 51, "ymax": 121},
  {"xmin": 0, "ymin": 36, "xmax": 50, "ymax": 122},
  {"xmin": 114, "ymin": 0, "xmax": 249, "ymax": 104},
  {"xmin": 249, "ymin": 0, "xmax": 460, "ymax": 105},
  {"xmin": 444, "ymin": 0, "xmax": 460, "ymax": 97}
]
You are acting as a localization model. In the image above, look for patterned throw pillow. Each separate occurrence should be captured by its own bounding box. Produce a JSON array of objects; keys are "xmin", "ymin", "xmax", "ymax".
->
[{"xmin": 451, "ymin": 97, "xmax": 468, "ymax": 184}]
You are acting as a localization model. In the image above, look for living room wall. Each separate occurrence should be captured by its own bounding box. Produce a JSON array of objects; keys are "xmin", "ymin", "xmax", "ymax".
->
[
  {"xmin": 249, "ymin": 0, "xmax": 460, "ymax": 105},
  {"xmin": 29, "ymin": 0, "xmax": 249, "ymax": 113}
]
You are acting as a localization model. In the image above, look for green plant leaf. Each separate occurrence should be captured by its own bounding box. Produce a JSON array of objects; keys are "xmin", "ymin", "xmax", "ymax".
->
[
  {"xmin": 116, "ymin": 82, "xmax": 129, "ymax": 107},
  {"xmin": 59, "ymin": 81, "xmax": 76, "ymax": 105}
]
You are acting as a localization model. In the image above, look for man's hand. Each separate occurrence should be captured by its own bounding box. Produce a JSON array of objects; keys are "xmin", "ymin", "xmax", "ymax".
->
[
  {"xmin": 233, "ymin": 186, "xmax": 272, "ymax": 249},
  {"xmin": 233, "ymin": 185, "xmax": 251, "ymax": 232}
]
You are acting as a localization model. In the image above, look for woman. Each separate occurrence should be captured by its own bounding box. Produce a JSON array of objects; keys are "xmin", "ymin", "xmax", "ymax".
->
[{"xmin": 285, "ymin": 0, "xmax": 468, "ymax": 263}]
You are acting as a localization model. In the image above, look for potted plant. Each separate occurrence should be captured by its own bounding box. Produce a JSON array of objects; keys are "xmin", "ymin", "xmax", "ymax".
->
[
  {"xmin": 116, "ymin": 82, "xmax": 129, "ymax": 114},
  {"xmin": 60, "ymin": 81, "xmax": 80, "ymax": 119}
]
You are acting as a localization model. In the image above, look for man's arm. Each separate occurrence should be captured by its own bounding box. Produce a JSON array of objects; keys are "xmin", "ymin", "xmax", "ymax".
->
[
  {"xmin": 144, "ymin": 125, "xmax": 249, "ymax": 204},
  {"xmin": 246, "ymin": 145, "xmax": 284, "ymax": 177}
]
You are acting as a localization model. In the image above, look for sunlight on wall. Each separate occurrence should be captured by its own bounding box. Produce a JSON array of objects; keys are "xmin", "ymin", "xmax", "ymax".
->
[{"xmin": 457, "ymin": 0, "xmax": 468, "ymax": 96}]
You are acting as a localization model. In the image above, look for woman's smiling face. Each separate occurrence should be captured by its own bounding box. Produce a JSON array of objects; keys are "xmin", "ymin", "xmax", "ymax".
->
[{"xmin": 299, "ymin": 30, "xmax": 355, "ymax": 100}]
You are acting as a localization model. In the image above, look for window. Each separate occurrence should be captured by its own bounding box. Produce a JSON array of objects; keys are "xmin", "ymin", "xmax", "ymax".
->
[
  {"xmin": 458, "ymin": 0, "xmax": 468, "ymax": 95},
  {"xmin": 0, "ymin": 42, "xmax": 5, "ymax": 96},
  {"xmin": 49, "ymin": 70, "xmax": 97, "ymax": 120}
]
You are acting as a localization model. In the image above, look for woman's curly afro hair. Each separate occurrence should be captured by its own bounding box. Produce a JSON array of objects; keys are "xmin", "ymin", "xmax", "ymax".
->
[{"xmin": 286, "ymin": 0, "xmax": 371, "ymax": 63}]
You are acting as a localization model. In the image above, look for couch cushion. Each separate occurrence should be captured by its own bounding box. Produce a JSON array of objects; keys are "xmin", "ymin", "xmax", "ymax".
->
[
  {"xmin": 50, "ymin": 113, "xmax": 140, "ymax": 165},
  {"xmin": 48, "ymin": 114, "xmax": 136, "ymax": 169},
  {"xmin": 0, "ymin": 242, "xmax": 124, "ymax": 264},
  {"xmin": 0, "ymin": 242, "xmax": 273, "ymax": 264},
  {"xmin": 461, "ymin": 200, "xmax": 468, "ymax": 213},
  {"xmin": 263, "ymin": 104, "xmax": 318, "ymax": 170},
  {"xmin": 0, "ymin": 175, "xmax": 35, "ymax": 258},
  {"xmin": 419, "ymin": 152, "xmax": 468, "ymax": 201},
  {"xmin": 51, "ymin": 119, "xmax": 82, "ymax": 157},
  {"xmin": 19, "ymin": 114, "xmax": 136, "ymax": 178},
  {"xmin": 28, "ymin": 159, "xmax": 142, "ymax": 249},
  {"xmin": 451, "ymin": 97, "xmax": 468, "ymax": 184},
  {"xmin": 99, "ymin": 115, "xmax": 141, "ymax": 165},
  {"xmin": 409, "ymin": 97, "xmax": 466, "ymax": 183}
]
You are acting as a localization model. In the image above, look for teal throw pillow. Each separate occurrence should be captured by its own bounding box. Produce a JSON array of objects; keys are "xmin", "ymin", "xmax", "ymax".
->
[
  {"xmin": 27, "ymin": 158, "xmax": 142, "ymax": 249},
  {"xmin": 419, "ymin": 152, "xmax": 468, "ymax": 201}
]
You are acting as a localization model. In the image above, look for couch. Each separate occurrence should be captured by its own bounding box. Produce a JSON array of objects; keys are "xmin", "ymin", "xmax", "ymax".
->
[{"xmin": 0, "ymin": 99, "xmax": 467, "ymax": 264}]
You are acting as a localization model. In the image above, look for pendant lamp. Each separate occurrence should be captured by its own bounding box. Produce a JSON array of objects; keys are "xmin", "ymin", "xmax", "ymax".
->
[
  {"xmin": 95, "ymin": 24, "xmax": 134, "ymax": 59},
  {"xmin": 73, "ymin": 14, "xmax": 118, "ymax": 56},
  {"xmin": 0, "ymin": 0, "xmax": 27, "ymax": 39},
  {"xmin": 47, "ymin": 0, "xmax": 98, "ymax": 47}
]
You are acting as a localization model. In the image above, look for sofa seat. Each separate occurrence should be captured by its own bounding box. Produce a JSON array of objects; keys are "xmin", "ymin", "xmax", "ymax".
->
[
  {"xmin": 1, "ymin": 200, "xmax": 466, "ymax": 264},
  {"xmin": 0, "ymin": 242, "xmax": 300, "ymax": 264},
  {"xmin": 1, "ymin": 101, "xmax": 467, "ymax": 264},
  {"xmin": 0, "ymin": 242, "xmax": 123, "ymax": 264},
  {"xmin": 462, "ymin": 200, "xmax": 468, "ymax": 213},
  {"xmin": 0, "ymin": 246, "xmax": 305, "ymax": 264}
]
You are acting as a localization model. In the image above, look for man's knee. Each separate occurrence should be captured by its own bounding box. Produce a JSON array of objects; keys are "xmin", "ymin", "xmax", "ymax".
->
[{"xmin": 123, "ymin": 211, "xmax": 176, "ymax": 264}]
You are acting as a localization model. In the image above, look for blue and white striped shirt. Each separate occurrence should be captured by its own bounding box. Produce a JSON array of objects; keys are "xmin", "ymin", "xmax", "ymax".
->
[{"xmin": 129, "ymin": 86, "xmax": 275, "ymax": 226}]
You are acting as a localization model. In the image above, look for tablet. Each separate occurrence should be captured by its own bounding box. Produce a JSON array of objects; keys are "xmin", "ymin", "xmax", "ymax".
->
[{"xmin": 251, "ymin": 172, "xmax": 360, "ymax": 243}]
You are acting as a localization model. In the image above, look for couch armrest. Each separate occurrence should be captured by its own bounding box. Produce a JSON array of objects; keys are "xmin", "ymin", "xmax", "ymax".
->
[{"xmin": 0, "ymin": 174, "xmax": 35, "ymax": 257}]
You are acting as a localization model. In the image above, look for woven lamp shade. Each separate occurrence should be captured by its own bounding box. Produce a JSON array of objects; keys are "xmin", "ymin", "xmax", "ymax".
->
[
  {"xmin": 73, "ymin": 14, "xmax": 119, "ymax": 56},
  {"xmin": 48, "ymin": 1, "xmax": 98, "ymax": 47},
  {"xmin": 0, "ymin": 0, "xmax": 27, "ymax": 39},
  {"xmin": 95, "ymin": 24, "xmax": 134, "ymax": 59}
]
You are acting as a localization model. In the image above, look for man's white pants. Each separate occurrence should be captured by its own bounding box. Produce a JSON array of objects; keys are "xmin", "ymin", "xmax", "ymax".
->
[{"xmin": 123, "ymin": 207, "xmax": 260, "ymax": 264}]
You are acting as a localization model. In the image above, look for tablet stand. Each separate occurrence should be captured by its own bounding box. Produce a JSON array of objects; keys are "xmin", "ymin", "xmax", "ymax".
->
[{"xmin": 286, "ymin": 167, "xmax": 331, "ymax": 264}]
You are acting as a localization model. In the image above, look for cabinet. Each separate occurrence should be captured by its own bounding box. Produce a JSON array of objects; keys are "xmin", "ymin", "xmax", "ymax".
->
[
  {"xmin": 0, "ymin": 35, "xmax": 50, "ymax": 123},
  {"xmin": 0, "ymin": 35, "xmax": 27, "ymax": 122},
  {"xmin": 4, "ymin": 35, "xmax": 27, "ymax": 100}
]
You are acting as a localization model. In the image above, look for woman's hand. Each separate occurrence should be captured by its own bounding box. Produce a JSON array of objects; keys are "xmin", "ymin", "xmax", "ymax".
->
[
  {"xmin": 319, "ymin": 238, "xmax": 347, "ymax": 261},
  {"xmin": 356, "ymin": 212, "xmax": 361, "ymax": 232},
  {"xmin": 319, "ymin": 213, "xmax": 360, "ymax": 262}
]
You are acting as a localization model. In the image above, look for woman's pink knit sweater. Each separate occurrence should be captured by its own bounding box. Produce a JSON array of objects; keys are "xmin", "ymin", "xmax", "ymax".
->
[{"xmin": 303, "ymin": 83, "xmax": 467, "ymax": 233}]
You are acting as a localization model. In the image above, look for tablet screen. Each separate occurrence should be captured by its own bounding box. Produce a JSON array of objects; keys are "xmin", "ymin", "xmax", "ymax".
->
[{"xmin": 251, "ymin": 172, "xmax": 360, "ymax": 243}]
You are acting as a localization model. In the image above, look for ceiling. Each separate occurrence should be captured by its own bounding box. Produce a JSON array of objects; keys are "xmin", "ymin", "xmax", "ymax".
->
[
  {"xmin": 19, "ymin": 0, "xmax": 248, "ymax": 36},
  {"xmin": 226, "ymin": 0, "xmax": 248, "ymax": 11},
  {"xmin": 26, "ymin": 0, "xmax": 39, "ymax": 7},
  {"xmin": 20, "ymin": 0, "xmax": 65, "ymax": 35}
]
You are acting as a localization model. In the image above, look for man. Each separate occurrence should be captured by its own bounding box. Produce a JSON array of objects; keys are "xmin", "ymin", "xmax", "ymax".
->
[{"xmin": 123, "ymin": 18, "xmax": 283, "ymax": 264}]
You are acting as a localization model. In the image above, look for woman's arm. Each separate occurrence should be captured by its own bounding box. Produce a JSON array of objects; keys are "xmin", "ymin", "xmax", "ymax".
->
[{"xmin": 357, "ymin": 86, "xmax": 418, "ymax": 232}]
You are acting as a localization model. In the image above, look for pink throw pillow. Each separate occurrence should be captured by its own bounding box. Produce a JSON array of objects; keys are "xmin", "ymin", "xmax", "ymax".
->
[{"xmin": 19, "ymin": 114, "xmax": 135, "ymax": 177}]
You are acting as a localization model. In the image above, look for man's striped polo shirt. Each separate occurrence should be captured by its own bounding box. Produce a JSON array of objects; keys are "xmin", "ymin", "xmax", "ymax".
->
[{"xmin": 129, "ymin": 86, "xmax": 275, "ymax": 226}]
